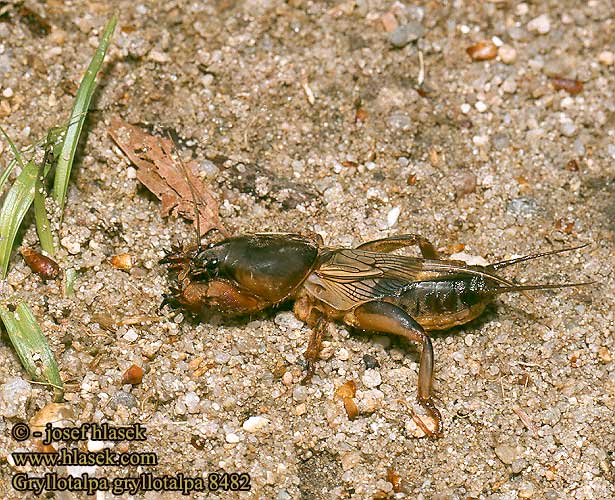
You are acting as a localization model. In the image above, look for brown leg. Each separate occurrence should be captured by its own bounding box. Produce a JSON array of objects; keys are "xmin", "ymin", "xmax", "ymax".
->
[
  {"xmin": 347, "ymin": 300, "xmax": 443, "ymax": 437},
  {"xmin": 355, "ymin": 234, "xmax": 439, "ymax": 259},
  {"xmin": 301, "ymin": 317, "xmax": 328, "ymax": 384}
]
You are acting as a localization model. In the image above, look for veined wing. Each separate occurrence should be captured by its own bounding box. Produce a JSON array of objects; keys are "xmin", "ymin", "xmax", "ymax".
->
[
  {"xmin": 307, "ymin": 249, "xmax": 428, "ymax": 310},
  {"xmin": 307, "ymin": 249, "xmax": 515, "ymax": 311}
]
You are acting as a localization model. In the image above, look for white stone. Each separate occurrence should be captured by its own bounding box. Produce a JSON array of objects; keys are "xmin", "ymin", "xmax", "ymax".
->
[
  {"xmin": 225, "ymin": 433, "xmax": 240, "ymax": 443},
  {"xmin": 449, "ymin": 252, "xmax": 489, "ymax": 267},
  {"xmin": 87, "ymin": 440, "xmax": 105, "ymax": 452},
  {"xmin": 598, "ymin": 51, "xmax": 614, "ymax": 66},
  {"xmin": 336, "ymin": 347, "xmax": 350, "ymax": 361},
  {"xmin": 387, "ymin": 206, "xmax": 401, "ymax": 228},
  {"xmin": 361, "ymin": 369, "xmax": 382, "ymax": 388},
  {"xmin": 242, "ymin": 416, "xmax": 270, "ymax": 433},
  {"xmin": 498, "ymin": 45, "xmax": 517, "ymax": 64},
  {"xmin": 527, "ymin": 14, "xmax": 550, "ymax": 34},
  {"xmin": 472, "ymin": 135, "xmax": 489, "ymax": 147},
  {"xmin": 123, "ymin": 329, "xmax": 138, "ymax": 342}
]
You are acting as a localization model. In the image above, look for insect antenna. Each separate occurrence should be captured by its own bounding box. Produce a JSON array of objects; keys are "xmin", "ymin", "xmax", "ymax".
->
[
  {"xmin": 166, "ymin": 131, "xmax": 202, "ymax": 249},
  {"xmin": 487, "ymin": 243, "xmax": 589, "ymax": 271},
  {"xmin": 494, "ymin": 280, "xmax": 594, "ymax": 295}
]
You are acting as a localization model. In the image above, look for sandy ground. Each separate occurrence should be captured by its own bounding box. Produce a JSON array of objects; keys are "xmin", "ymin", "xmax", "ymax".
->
[{"xmin": 0, "ymin": 0, "xmax": 614, "ymax": 499}]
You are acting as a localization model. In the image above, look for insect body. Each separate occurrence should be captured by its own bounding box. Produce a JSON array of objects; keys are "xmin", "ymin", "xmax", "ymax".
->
[{"xmin": 162, "ymin": 233, "xmax": 588, "ymax": 436}]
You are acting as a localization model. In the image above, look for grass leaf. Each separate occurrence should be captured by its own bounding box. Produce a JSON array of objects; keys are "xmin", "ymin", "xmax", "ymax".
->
[
  {"xmin": 34, "ymin": 165, "xmax": 54, "ymax": 256},
  {"xmin": 0, "ymin": 303, "xmax": 64, "ymax": 402},
  {"xmin": 52, "ymin": 14, "xmax": 117, "ymax": 215},
  {"xmin": 0, "ymin": 125, "xmax": 25, "ymax": 170},
  {"xmin": 63, "ymin": 268, "xmax": 77, "ymax": 298},
  {"xmin": 0, "ymin": 160, "xmax": 38, "ymax": 278}
]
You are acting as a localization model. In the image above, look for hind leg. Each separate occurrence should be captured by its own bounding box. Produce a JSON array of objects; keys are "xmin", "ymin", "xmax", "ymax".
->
[
  {"xmin": 355, "ymin": 234, "xmax": 439, "ymax": 259},
  {"xmin": 345, "ymin": 300, "xmax": 442, "ymax": 437}
]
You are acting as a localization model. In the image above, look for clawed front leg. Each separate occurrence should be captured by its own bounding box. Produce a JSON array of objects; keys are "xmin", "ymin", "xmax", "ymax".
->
[{"xmin": 346, "ymin": 300, "xmax": 443, "ymax": 437}]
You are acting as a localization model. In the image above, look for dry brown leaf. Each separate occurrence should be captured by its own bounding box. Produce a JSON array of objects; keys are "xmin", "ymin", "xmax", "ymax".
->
[{"xmin": 108, "ymin": 117, "xmax": 224, "ymax": 236}]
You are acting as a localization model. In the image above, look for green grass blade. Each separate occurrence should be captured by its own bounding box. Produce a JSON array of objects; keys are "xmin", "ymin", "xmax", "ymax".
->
[
  {"xmin": 0, "ymin": 160, "xmax": 38, "ymax": 278},
  {"xmin": 52, "ymin": 14, "xmax": 117, "ymax": 214},
  {"xmin": 0, "ymin": 125, "xmax": 67, "ymax": 194},
  {"xmin": 0, "ymin": 303, "xmax": 64, "ymax": 402},
  {"xmin": 63, "ymin": 268, "xmax": 77, "ymax": 298},
  {"xmin": 34, "ymin": 165, "xmax": 54, "ymax": 256},
  {"xmin": 0, "ymin": 157, "xmax": 18, "ymax": 194},
  {"xmin": 0, "ymin": 125, "xmax": 25, "ymax": 170}
]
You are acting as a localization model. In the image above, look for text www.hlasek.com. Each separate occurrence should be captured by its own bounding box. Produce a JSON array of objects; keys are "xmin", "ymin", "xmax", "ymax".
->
[{"xmin": 12, "ymin": 447, "xmax": 157, "ymax": 467}]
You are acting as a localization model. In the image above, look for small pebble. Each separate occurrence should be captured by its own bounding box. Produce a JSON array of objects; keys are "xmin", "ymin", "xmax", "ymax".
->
[
  {"xmin": 184, "ymin": 391, "xmax": 200, "ymax": 412},
  {"xmin": 276, "ymin": 490, "xmax": 292, "ymax": 500},
  {"xmin": 2, "ymin": 87, "xmax": 13, "ymax": 98},
  {"xmin": 472, "ymin": 135, "xmax": 489, "ymax": 147},
  {"xmin": 507, "ymin": 196, "xmax": 538, "ymax": 217},
  {"xmin": 111, "ymin": 391, "xmax": 138, "ymax": 409},
  {"xmin": 494, "ymin": 444, "xmax": 520, "ymax": 465},
  {"xmin": 492, "ymin": 133, "xmax": 510, "ymax": 150},
  {"xmin": 225, "ymin": 433, "xmax": 240, "ymax": 444},
  {"xmin": 389, "ymin": 22, "xmax": 425, "ymax": 48},
  {"xmin": 87, "ymin": 440, "xmax": 105, "ymax": 452},
  {"xmin": 341, "ymin": 451, "xmax": 362, "ymax": 471},
  {"xmin": 381, "ymin": 12, "xmax": 398, "ymax": 33},
  {"xmin": 0, "ymin": 377, "xmax": 31, "ymax": 418},
  {"xmin": 336, "ymin": 347, "xmax": 350, "ymax": 361},
  {"xmin": 475, "ymin": 101, "xmax": 487, "ymax": 113},
  {"xmin": 387, "ymin": 206, "xmax": 401, "ymax": 227},
  {"xmin": 126, "ymin": 166, "xmax": 137, "ymax": 179},
  {"xmin": 357, "ymin": 389, "xmax": 384, "ymax": 413},
  {"xmin": 387, "ymin": 112, "xmax": 411, "ymax": 130},
  {"xmin": 598, "ymin": 346, "xmax": 612, "ymax": 363},
  {"xmin": 449, "ymin": 252, "xmax": 489, "ymax": 267},
  {"xmin": 282, "ymin": 371, "xmax": 294, "ymax": 386},
  {"xmin": 363, "ymin": 354, "xmax": 380, "ymax": 369},
  {"xmin": 274, "ymin": 311, "xmax": 304, "ymax": 330},
  {"xmin": 199, "ymin": 159, "xmax": 219, "ymax": 178},
  {"xmin": 454, "ymin": 173, "xmax": 477, "ymax": 198},
  {"xmin": 501, "ymin": 77, "xmax": 517, "ymax": 94},
  {"xmin": 498, "ymin": 44, "xmax": 517, "ymax": 64},
  {"xmin": 598, "ymin": 50, "xmax": 614, "ymax": 66},
  {"xmin": 111, "ymin": 253, "xmax": 134, "ymax": 271},
  {"xmin": 60, "ymin": 237, "xmax": 81, "ymax": 255},
  {"xmin": 121, "ymin": 364, "xmax": 144, "ymax": 385},
  {"xmin": 123, "ymin": 329, "xmax": 138, "ymax": 342},
  {"xmin": 511, "ymin": 458, "xmax": 528, "ymax": 474},
  {"xmin": 518, "ymin": 481, "xmax": 536, "ymax": 498},
  {"xmin": 242, "ymin": 416, "xmax": 270, "ymax": 433},
  {"xmin": 460, "ymin": 103, "xmax": 471, "ymax": 114},
  {"xmin": 148, "ymin": 49, "xmax": 170, "ymax": 63},
  {"xmin": 292, "ymin": 385, "xmax": 308, "ymax": 402},
  {"xmin": 466, "ymin": 41, "xmax": 497, "ymax": 61},
  {"xmin": 527, "ymin": 14, "xmax": 551, "ymax": 34},
  {"xmin": 560, "ymin": 121, "xmax": 577, "ymax": 137},
  {"xmin": 551, "ymin": 77, "xmax": 583, "ymax": 95},
  {"xmin": 361, "ymin": 369, "xmax": 382, "ymax": 388}
]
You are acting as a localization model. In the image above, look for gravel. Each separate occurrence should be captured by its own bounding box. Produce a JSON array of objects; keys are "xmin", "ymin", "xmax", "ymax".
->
[
  {"xmin": 389, "ymin": 21, "xmax": 425, "ymax": 48},
  {"xmin": 1, "ymin": 1, "xmax": 614, "ymax": 499}
]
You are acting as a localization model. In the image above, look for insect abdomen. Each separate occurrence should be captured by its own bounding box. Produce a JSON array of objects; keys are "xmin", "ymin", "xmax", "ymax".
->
[{"xmin": 396, "ymin": 278, "xmax": 493, "ymax": 331}]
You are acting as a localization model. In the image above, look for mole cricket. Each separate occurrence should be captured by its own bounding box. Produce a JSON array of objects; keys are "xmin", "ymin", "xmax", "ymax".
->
[{"xmin": 160, "ymin": 232, "xmax": 590, "ymax": 436}]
